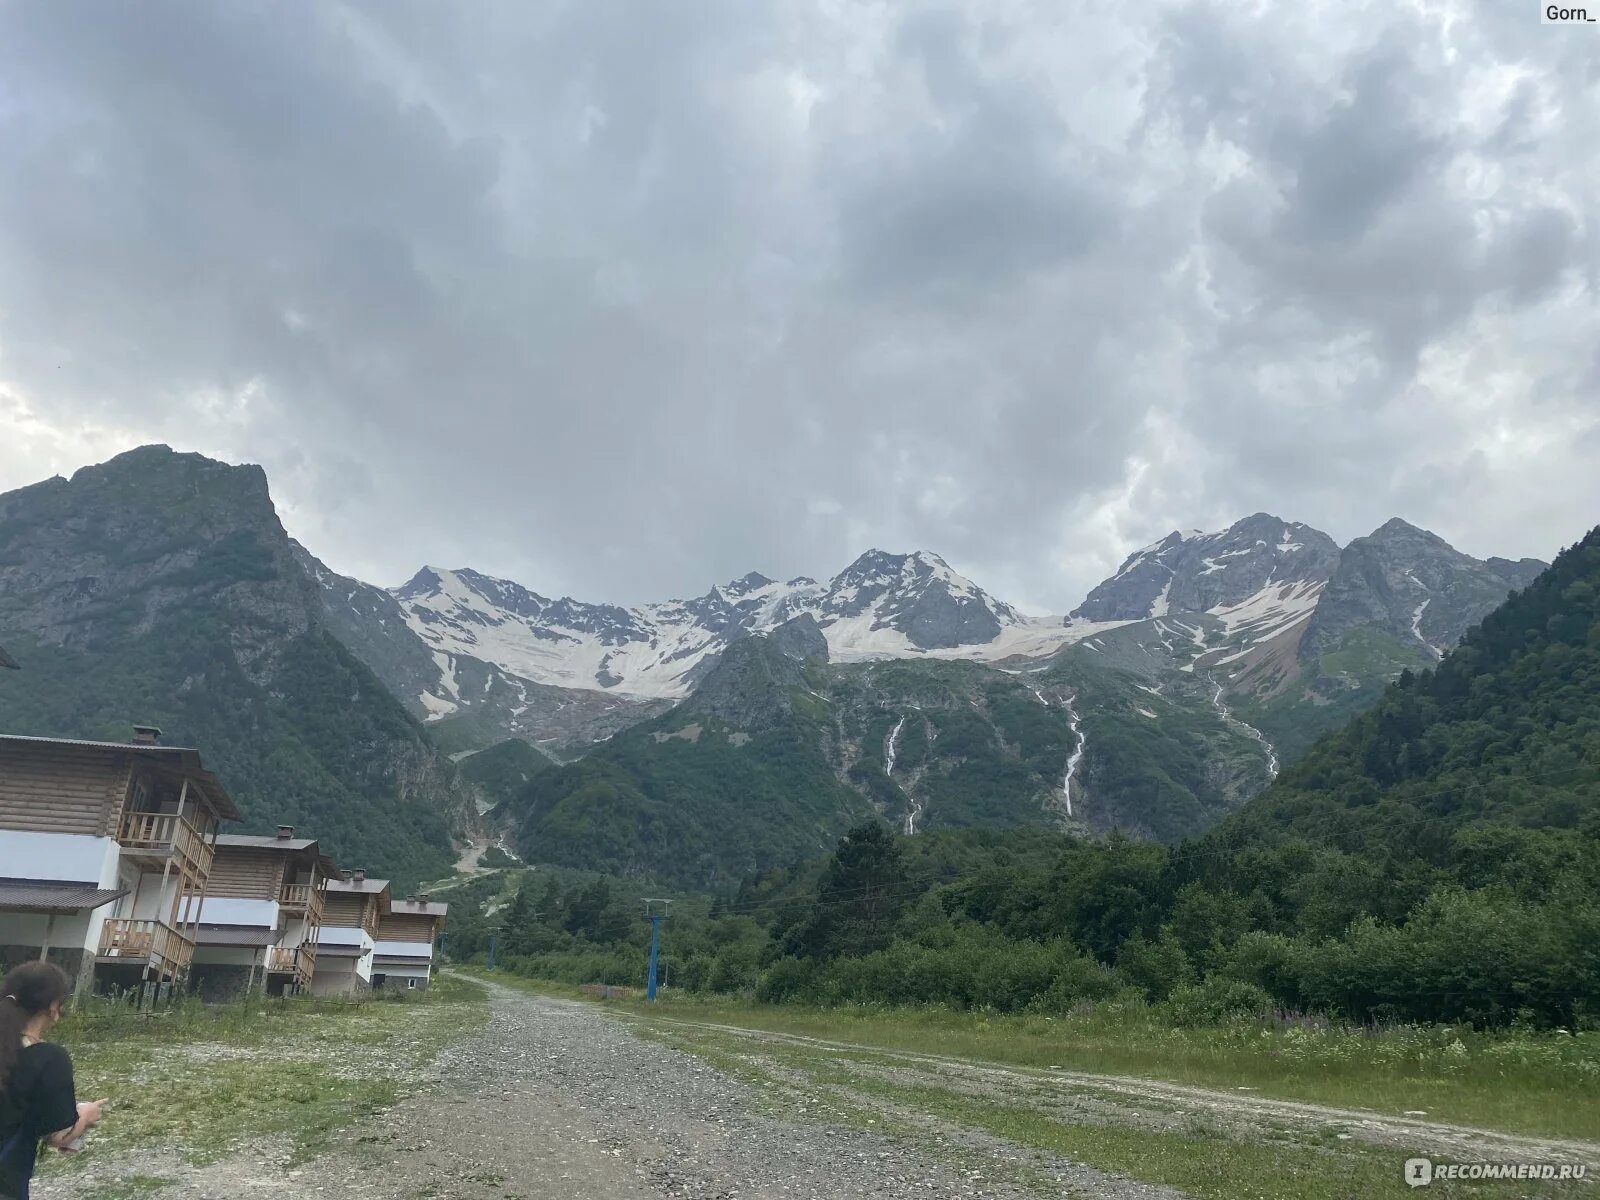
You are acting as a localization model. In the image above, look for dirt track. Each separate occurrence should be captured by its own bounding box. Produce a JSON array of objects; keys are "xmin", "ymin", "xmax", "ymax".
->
[
  {"xmin": 52, "ymin": 980, "xmax": 1175, "ymax": 1199},
  {"xmin": 47, "ymin": 980, "xmax": 1600, "ymax": 1199}
]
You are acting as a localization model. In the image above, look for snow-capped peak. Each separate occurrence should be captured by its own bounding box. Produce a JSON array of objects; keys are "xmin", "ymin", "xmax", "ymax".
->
[
  {"xmin": 389, "ymin": 549, "xmax": 1078, "ymax": 702},
  {"xmin": 1074, "ymin": 515, "xmax": 1342, "ymax": 623}
]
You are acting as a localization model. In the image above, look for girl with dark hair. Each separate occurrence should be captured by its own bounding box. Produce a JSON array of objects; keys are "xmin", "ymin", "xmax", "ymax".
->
[{"xmin": 0, "ymin": 962, "xmax": 106, "ymax": 1200}]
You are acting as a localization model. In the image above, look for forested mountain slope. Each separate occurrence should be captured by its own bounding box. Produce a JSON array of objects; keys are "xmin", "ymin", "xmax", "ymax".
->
[
  {"xmin": 0, "ymin": 446, "xmax": 469, "ymax": 887},
  {"xmin": 502, "ymin": 613, "xmax": 1274, "ymax": 886},
  {"xmin": 1222, "ymin": 524, "xmax": 1600, "ymax": 849},
  {"xmin": 719, "ymin": 530, "xmax": 1597, "ymax": 1027}
]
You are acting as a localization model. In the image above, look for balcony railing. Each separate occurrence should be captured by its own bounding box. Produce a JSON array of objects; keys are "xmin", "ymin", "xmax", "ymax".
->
[
  {"xmin": 265, "ymin": 946, "xmax": 298, "ymax": 972},
  {"xmin": 97, "ymin": 918, "xmax": 194, "ymax": 975},
  {"xmin": 265, "ymin": 944, "xmax": 315, "ymax": 988},
  {"xmin": 279, "ymin": 883, "xmax": 326, "ymax": 922},
  {"xmin": 116, "ymin": 811, "xmax": 214, "ymax": 877}
]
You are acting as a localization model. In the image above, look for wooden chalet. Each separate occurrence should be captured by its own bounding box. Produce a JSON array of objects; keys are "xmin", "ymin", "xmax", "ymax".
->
[
  {"xmin": 189, "ymin": 827, "xmax": 335, "ymax": 999},
  {"xmin": 373, "ymin": 894, "xmax": 448, "ymax": 990},
  {"xmin": 311, "ymin": 870, "xmax": 391, "ymax": 995},
  {"xmin": 0, "ymin": 728, "xmax": 238, "ymax": 994}
]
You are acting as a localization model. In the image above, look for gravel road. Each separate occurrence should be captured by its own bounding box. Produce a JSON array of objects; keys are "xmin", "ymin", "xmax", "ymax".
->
[
  {"xmin": 64, "ymin": 979, "xmax": 1178, "ymax": 1200},
  {"xmin": 642, "ymin": 1014, "xmax": 1600, "ymax": 1171}
]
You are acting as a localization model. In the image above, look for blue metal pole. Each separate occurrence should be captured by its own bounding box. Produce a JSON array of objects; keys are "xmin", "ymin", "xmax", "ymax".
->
[
  {"xmin": 645, "ymin": 914, "xmax": 662, "ymax": 1001},
  {"xmin": 487, "ymin": 932, "xmax": 497, "ymax": 972}
]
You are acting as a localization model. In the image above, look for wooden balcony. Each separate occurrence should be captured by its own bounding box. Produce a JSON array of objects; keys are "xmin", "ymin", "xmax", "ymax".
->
[
  {"xmin": 265, "ymin": 944, "xmax": 315, "ymax": 989},
  {"xmin": 116, "ymin": 811, "xmax": 214, "ymax": 878},
  {"xmin": 279, "ymin": 882, "xmax": 325, "ymax": 924},
  {"xmin": 97, "ymin": 918, "xmax": 194, "ymax": 978}
]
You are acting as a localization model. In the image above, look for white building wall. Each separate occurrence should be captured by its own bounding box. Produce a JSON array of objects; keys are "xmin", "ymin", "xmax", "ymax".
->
[
  {"xmin": 0, "ymin": 912, "xmax": 92, "ymax": 953},
  {"xmin": 0, "ymin": 832, "xmax": 121, "ymax": 887},
  {"xmin": 123, "ymin": 873, "xmax": 180, "ymax": 922},
  {"xmin": 316, "ymin": 926, "xmax": 369, "ymax": 947},
  {"xmin": 196, "ymin": 898, "xmax": 278, "ymax": 927},
  {"xmin": 0, "ymin": 833, "xmax": 123, "ymax": 955},
  {"xmin": 316, "ymin": 926, "xmax": 375, "ymax": 981},
  {"xmin": 373, "ymin": 939, "xmax": 434, "ymax": 958},
  {"xmin": 279, "ymin": 916, "xmax": 316, "ymax": 951}
]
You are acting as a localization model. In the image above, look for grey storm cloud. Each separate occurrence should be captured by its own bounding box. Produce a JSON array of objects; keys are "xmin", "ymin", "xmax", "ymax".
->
[{"xmin": 0, "ymin": 0, "xmax": 1594, "ymax": 612}]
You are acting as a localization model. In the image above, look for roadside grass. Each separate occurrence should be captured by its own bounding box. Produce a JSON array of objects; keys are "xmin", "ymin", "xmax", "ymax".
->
[
  {"xmin": 470, "ymin": 971, "xmax": 1600, "ymax": 1141},
  {"xmin": 843, "ymin": 1077, "xmax": 1577, "ymax": 1200},
  {"xmin": 39, "ymin": 974, "xmax": 487, "ymax": 1185},
  {"xmin": 630, "ymin": 1008, "xmax": 1582, "ymax": 1200}
]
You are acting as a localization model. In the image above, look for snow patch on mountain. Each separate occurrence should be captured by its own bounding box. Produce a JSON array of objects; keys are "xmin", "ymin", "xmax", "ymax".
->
[
  {"xmin": 392, "ymin": 549, "xmax": 1118, "ymax": 704},
  {"xmin": 1208, "ymin": 579, "xmax": 1324, "ymax": 642}
]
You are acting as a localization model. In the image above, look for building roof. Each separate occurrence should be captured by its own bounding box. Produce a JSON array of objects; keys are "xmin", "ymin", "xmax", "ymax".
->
[
  {"xmin": 0, "ymin": 878, "xmax": 128, "ymax": 912},
  {"xmin": 0, "ymin": 732, "xmax": 199, "ymax": 754},
  {"xmin": 0, "ymin": 733, "xmax": 241, "ymax": 821},
  {"xmin": 215, "ymin": 833, "xmax": 319, "ymax": 852},
  {"xmin": 0, "ymin": 644, "xmax": 17, "ymax": 670},
  {"xmin": 326, "ymin": 877, "xmax": 390, "ymax": 896},
  {"xmin": 193, "ymin": 925, "xmax": 277, "ymax": 947},
  {"xmin": 387, "ymin": 899, "xmax": 449, "ymax": 917},
  {"xmin": 212, "ymin": 836, "xmax": 339, "ymax": 877}
]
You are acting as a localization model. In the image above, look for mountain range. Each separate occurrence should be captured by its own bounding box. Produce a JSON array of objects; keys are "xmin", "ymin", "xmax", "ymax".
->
[
  {"xmin": 0, "ymin": 447, "xmax": 1552, "ymax": 885},
  {"xmin": 302, "ymin": 506, "xmax": 1543, "ymax": 767}
]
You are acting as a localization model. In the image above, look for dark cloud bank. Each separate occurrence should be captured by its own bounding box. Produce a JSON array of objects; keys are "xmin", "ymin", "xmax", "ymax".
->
[{"xmin": 0, "ymin": 0, "xmax": 1594, "ymax": 610}]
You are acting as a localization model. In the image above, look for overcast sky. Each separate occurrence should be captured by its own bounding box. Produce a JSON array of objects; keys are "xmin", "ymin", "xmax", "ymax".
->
[{"xmin": 0, "ymin": 1, "xmax": 1595, "ymax": 611}]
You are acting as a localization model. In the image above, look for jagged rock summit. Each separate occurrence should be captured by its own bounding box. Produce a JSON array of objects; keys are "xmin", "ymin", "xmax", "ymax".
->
[
  {"xmin": 1303, "ymin": 517, "xmax": 1548, "ymax": 664},
  {"xmin": 1072, "ymin": 514, "xmax": 1341, "ymax": 622}
]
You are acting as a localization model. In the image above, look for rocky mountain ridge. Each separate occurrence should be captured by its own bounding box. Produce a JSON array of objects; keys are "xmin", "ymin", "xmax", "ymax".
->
[
  {"xmin": 0, "ymin": 447, "xmax": 1553, "ymax": 877},
  {"xmin": 299, "ymin": 495, "xmax": 1548, "ymax": 760},
  {"xmin": 0, "ymin": 446, "xmax": 472, "ymax": 886},
  {"xmin": 389, "ymin": 547, "xmax": 1063, "ymax": 703},
  {"xmin": 1072, "ymin": 514, "xmax": 1342, "ymax": 622}
]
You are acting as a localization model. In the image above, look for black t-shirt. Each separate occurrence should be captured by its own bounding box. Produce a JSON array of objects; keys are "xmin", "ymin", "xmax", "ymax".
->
[{"xmin": 0, "ymin": 1042, "xmax": 78, "ymax": 1199}]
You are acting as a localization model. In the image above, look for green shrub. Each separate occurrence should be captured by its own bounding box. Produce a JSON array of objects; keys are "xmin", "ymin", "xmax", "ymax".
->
[{"xmin": 1162, "ymin": 977, "xmax": 1275, "ymax": 1026}]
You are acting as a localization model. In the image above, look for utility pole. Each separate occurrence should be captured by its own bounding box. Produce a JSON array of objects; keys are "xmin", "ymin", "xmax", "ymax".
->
[{"xmin": 642, "ymin": 898, "xmax": 672, "ymax": 1001}]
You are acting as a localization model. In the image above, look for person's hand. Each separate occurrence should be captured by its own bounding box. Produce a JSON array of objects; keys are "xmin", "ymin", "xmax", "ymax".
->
[{"xmin": 77, "ymin": 1098, "xmax": 107, "ymax": 1126}]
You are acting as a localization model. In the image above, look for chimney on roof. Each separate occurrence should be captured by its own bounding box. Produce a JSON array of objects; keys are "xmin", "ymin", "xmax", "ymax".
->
[
  {"xmin": 130, "ymin": 725, "xmax": 161, "ymax": 745},
  {"xmin": 341, "ymin": 869, "xmax": 354, "ymax": 882},
  {"xmin": 353, "ymin": 869, "xmax": 366, "ymax": 883},
  {"xmin": 275, "ymin": 825, "xmax": 294, "ymax": 840},
  {"xmin": 418, "ymin": 893, "xmax": 430, "ymax": 905}
]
